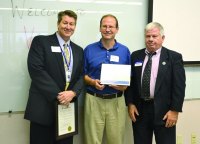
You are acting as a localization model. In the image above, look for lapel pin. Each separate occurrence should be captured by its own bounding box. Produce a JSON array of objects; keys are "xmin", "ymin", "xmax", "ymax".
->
[{"xmin": 162, "ymin": 61, "xmax": 166, "ymax": 65}]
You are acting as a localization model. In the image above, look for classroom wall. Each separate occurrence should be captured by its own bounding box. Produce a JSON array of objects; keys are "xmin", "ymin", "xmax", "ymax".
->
[
  {"xmin": 0, "ymin": 97, "xmax": 134, "ymax": 144},
  {"xmin": 153, "ymin": 0, "xmax": 200, "ymax": 63},
  {"xmin": 0, "ymin": 99, "xmax": 200, "ymax": 144},
  {"xmin": 1, "ymin": 0, "xmax": 200, "ymax": 144},
  {"xmin": 1, "ymin": 66, "xmax": 200, "ymax": 144}
]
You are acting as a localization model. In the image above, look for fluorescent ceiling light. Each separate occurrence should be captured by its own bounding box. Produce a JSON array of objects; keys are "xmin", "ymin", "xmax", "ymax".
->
[
  {"xmin": 95, "ymin": 1, "xmax": 142, "ymax": 5},
  {"xmin": 75, "ymin": 10, "xmax": 121, "ymax": 14},
  {"xmin": 58, "ymin": 0, "xmax": 93, "ymax": 3},
  {"xmin": 35, "ymin": 0, "xmax": 56, "ymax": 1},
  {"xmin": 0, "ymin": 7, "xmax": 121, "ymax": 14},
  {"xmin": 0, "ymin": 8, "xmax": 57, "ymax": 11},
  {"xmin": 51, "ymin": 0, "xmax": 142, "ymax": 5}
]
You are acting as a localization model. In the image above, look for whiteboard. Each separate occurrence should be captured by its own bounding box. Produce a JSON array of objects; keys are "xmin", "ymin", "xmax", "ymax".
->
[
  {"xmin": 152, "ymin": 0, "xmax": 200, "ymax": 64},
  {"xmin": 184, "ymin": 67, "xmax": 200, "ymax": 100},
  {"xmin": 0, "ymin": 0, "xmax": 149, "ymax": 112}
]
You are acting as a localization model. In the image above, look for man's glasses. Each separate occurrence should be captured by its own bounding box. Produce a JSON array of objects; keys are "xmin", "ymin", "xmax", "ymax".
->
[{"xmin": 101, "ymin": 25, "xmax": 116, "ymax": 30}]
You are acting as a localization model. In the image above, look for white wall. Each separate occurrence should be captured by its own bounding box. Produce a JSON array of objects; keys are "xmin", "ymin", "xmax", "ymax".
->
[
  {"xmin": 0, "ymin": 113, "xmax": 29, "ymax": 144},
  {"xmin": 0, "ymin": 99, "xmax": 200, "ymax": 144},
  {"xmin": 0, "ymin": 107, "xmax": 133, "ymax": 144},
  {"xmin": 153, "ymin": 0, "xmax": 200, "ymax": 62},
  {"xmin": 1, "ymin": 0, "xmax": 200, "ymax": 144},
  {"xmin": 176, "ymin": 100, "xmax": 200, "ymax": 144}
]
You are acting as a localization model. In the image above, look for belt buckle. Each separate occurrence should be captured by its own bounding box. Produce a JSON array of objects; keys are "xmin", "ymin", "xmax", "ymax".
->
[
  {"xmin": 144, "ymin": 97, "xmax": 153, "ymax": 101},
  {"xmin": 102, "ymin": 94, "xmax": 110, "ymax": 99},
  {"xmin": 102, "ymin": 94, "xmax": 106, "ymax": 99}
]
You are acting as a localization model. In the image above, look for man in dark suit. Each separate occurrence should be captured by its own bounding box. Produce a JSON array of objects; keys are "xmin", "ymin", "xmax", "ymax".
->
[
  {"xmin": 24, "ymin": 10, "xmax": 84, "ymax": 144},
  {"xmin": 126, "ymin": 22, "xmax": 186, "ymax": 144}
]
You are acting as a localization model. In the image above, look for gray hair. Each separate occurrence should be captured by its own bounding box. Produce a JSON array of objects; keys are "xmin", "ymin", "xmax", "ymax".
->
[{"xmin": 145, "ymin": 22, "xmax": 164, "ymax": 36}]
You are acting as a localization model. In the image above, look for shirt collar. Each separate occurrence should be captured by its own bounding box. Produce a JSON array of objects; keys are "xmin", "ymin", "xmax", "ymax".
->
[
  {"xmin": 56, "ymin": 32, "xmax": 70, "ymax": 48},
  {"xmin": 98, "ymin": 39, "xmax": 119, "ymax": 50},
  {"xmin": 145, "ymin": 47, "xmax": 162, "ymax": 55}
]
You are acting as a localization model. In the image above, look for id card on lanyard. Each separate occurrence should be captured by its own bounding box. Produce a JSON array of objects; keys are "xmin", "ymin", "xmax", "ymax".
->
[
  {"xmin": 66, "ymin": 70, "xmax": 71, "ymax": 82},
  {"xmin": 61, "ymin": 45, "xmax": 72, "ymax": 83}
]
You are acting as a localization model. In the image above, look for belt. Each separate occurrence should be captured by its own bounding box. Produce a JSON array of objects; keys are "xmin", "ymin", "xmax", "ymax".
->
[
  {"xmin": 140, "ymin": 98, "xmax": 154, "ymax": 103},
  {"xmin": 87, "ymin": 90, "xmax": 123, "ymax": 99}
]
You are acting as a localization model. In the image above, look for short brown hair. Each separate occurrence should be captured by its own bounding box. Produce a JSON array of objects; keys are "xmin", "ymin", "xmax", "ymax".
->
[
  {"xmin": 100, "ymin": 14, "xmax": 119, "ymax": 28},
  {"xmin": 57, "ymin": 10, "xmax": 77, "ymax": 25}
]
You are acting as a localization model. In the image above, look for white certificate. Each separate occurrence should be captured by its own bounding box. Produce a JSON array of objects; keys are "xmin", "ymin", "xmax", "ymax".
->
[
  {"xmin": 100, "ymin": 64, "xmax": 131, "ymax": 86},
  {"xmin": 58, "ymin": 102, "xmax": 75, "ymax": 136}
]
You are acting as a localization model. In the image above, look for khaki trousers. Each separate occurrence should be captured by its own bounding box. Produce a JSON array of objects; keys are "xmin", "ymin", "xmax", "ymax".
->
[{"xmin": 84, "ymin": 93, "xmax": 126, "ymax": 144}]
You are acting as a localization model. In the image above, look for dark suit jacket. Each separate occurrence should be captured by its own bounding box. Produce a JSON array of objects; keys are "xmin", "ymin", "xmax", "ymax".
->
[
  {"xmin": 24, "ymin": 33, "xmax": 84, "ymax": 125},
  {"xmin": 126, "ymin": 47, "xmax": 186, "ymax": 125}
]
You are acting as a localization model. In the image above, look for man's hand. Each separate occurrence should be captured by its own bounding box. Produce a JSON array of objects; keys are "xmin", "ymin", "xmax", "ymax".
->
[
  {"xmin": 163, "ymin": 110, "xmax": 179, "ymax": 128},
  {"xmin": 57, "ymin": 90, "xmax": 76, "ymax": 105},
  {"xmin": 93, "ymin": 79, "xmax": 105, "ymax": 90},
  {"xmin": 128, "ymin": 104, "xmax": 139, "ymax": 122},
  {"xmin": 84, "ymin": 75, "xmax": 105, "ymax": 90}
]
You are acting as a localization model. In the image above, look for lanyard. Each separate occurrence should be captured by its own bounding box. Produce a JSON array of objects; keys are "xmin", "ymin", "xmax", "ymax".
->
[{"xmin": 60, "ymin": 45, "xmax": 72, "ymax": 69}]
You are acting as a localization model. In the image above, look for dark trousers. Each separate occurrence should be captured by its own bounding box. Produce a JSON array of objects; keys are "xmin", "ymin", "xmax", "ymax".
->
[
  {"xmin": 30, "ymin": 122, "xmax": 73, "ymax": 144},
  {"xmin": 132, "ymin": 100, "xmax": 176, "ymax": 144}
]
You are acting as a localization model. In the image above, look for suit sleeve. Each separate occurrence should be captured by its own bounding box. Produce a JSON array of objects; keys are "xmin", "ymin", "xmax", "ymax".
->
[
  {"xmin": 170, "ymin": 53, "xmax": 186, "ymax": 112},
  {"xmin": 28, "ymin": 36, "xmax": 61, "ymax": 102},
  {"xmin": 71, "ymin": 48, "xmax": 85, "ymax": 97},
  {"xmin": 125, "ymin": 52, "xmax": 138, "ymax": 106}
]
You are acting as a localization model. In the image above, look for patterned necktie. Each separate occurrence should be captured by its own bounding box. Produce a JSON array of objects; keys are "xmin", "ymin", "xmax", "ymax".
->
[
  {"xmin": 63, "ymin": 43, "xmax": 70, "ymax": 90},
  {"xmin": 141, "ymin": 52, "xmax": 156, "ymax": 99},
  {"xmin": 64, "ymin": 43, "xmax": 70, "ymax": 64}
]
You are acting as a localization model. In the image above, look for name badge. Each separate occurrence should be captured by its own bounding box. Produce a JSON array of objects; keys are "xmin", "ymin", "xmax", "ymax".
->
[
  {"xmin": 66, "ymin": 70, "xmax": 71, "ymax": 82},
  {"xmin": 110, "ymin": 55, "xmax": 119, "ymax": 62},
  {"xmin": 51, "ymin": 46, "xmax": 61, "ymax": 52},
  {"xmin": 134, "ymin": 61, "xmax": 143, "ymax": 67}
]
